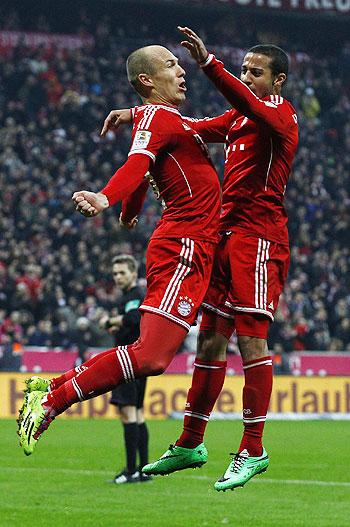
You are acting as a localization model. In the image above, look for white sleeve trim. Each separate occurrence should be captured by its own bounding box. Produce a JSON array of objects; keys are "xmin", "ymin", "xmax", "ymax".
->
[
  {"xmin": 200, "ymin": 53, "xmax": 214, "ymax": 68},
  {"xmin": 128, "ymin": 149, "xmax": 156, "ymax": 162}
]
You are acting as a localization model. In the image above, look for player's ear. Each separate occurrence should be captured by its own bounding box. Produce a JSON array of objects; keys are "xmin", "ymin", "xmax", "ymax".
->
[
  {"xmin": 138, "ymin": 73, "xmax": 154, "ymax": 89},
  {"xmin": 273, "ymin": 72, "xmax": 286, "ymax": 88}
]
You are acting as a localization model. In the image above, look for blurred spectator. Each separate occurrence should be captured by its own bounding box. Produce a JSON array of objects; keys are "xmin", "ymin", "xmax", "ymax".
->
[
  {"xmin": 301, "ymin": 87, "xmax": 321, "ymax": 120},
  {"xmin": 71, "ymin": 316, "xmax": 99, "ymax": 365},
  {"xmin": 26, "ymin": 320, "xmax": 53, "ymax": 347}
]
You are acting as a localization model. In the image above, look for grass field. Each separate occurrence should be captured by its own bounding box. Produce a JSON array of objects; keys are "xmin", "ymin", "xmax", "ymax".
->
[{"xmin": 1, "ymin": 418, "xmax": 349, "ymax": 527}]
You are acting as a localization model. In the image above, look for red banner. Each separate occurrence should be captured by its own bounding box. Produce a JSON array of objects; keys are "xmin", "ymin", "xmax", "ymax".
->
[{"xmin": 18, "ymin": 347, "xmax": 350, "ymax": 376}]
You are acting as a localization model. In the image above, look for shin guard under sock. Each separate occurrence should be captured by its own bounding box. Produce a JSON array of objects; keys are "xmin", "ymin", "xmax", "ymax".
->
[
  {"xmin": 238, "ymin": 356, "xmax": 273, "ymax": 456},
  {"xmin": 176, "ymin": 358, "xmax": 227, "ymax": 448},
  {"xmin": 44, "ymin": 346, "xmax": 139, "ymax": 415},
  {"xmin": 45, "ymin": 313, "xmax": 187, "ymax": 416},
  {"xmin": 50, "ymin": 348, "xmax": 118, "ymax": 391}
]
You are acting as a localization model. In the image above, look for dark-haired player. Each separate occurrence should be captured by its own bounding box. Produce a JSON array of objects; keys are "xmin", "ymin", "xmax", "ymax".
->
[{"xmin": 17, "ymin": 45, "xmax": 221, "ymax": 464}]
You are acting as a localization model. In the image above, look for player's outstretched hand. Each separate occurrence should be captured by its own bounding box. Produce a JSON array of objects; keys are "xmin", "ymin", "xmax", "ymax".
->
[
  {"xmin": 119, "ymin": 212, "xmax": 138, "ymax": 230},
  {"xmin": 178, "ymin": 26, "xmax": 209, "ymax": 64},
  {"xmin": 72, "ymin": 191, "xmax": 109, "ymax": 217},
  {"xmin": 100, "ymin": 109, "xmax": 133, "ymax": 137}
]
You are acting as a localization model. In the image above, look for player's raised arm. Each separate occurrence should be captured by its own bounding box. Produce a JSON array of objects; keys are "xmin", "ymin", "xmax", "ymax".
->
[
  {"xmin": 100, "ymin": 108, "xmax": 134, "ymax": 136},
  {"xmin": 178, "ymin": 26, "xmax": 294, "ymax": 136},
  {"xmin": 178, "ymin": 26, "xmax": 209, "ymax": 64}
]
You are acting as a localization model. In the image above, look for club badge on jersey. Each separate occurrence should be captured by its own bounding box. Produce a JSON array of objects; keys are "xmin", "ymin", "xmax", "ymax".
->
[{"xmin": 177, "ymin": 296, "xmax": 195, "ymax": 317}]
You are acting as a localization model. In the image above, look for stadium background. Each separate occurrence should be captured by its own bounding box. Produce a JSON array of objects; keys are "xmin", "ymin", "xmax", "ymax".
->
[
  {"xmin": 0, "ymin": 0, "xmax": 349, "ymax": 413},
  {"xmin": 1, "ymin": 0, "xmax": 349, "ymax": 359},
  {"xmin": 0, "ymin": 1, "xmax": 349, "ymax": 526}
]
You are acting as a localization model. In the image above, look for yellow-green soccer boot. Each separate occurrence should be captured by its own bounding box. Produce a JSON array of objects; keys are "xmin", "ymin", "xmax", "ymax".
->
[
  {"xmin": 17, "ymin": 377, "xmax": 51, "ymax": 435},
  {"xmin": 18, "ymin": 391, "xmax": 54, "ymax": 456},
  {"xmin": 24, "ymin": 376, "xmax": 51, "ymax": 393}
]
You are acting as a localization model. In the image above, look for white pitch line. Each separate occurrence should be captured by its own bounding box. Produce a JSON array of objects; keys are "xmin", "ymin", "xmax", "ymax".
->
[
  {"xmin": 2, "ymin": 466, "xmax": 110, "ymax": 476},
  {"xmin": 260, "ymin": 478, "xmax": 350, "ymax": 487},
  {"xmin": 184, "ymin": 475, "xmax": 350, "ymax": 487},
  {"xmin": 3, "ymin": 466, "xmax": 350, "ymax": 487}
]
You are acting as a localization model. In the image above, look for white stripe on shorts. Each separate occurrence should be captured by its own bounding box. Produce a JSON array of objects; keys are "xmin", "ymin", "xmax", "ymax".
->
[
  {"xmin": 255, "ymin": 238, "xmax": 270, "ymax": 311},
  {"xmin": 159, "ymin": 238, "xmax": 194, "ymax": 313}
]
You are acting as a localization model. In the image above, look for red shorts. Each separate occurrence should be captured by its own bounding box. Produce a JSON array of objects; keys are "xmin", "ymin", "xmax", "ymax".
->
[
  {"xmin": 141, "ymin": 237, "xmax": 216, "ymax": 331},
  {"xmin": 202, "ymin": 231, "xmax": 290, "ymax": 325}
]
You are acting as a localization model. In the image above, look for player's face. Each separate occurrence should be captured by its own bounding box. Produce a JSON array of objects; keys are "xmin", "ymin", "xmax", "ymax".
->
[
  {"xmin": 240, "ymin": 53, "xmax": 276, "ymax": 99},
  {"xmin": 149, "ymin": 48, "xmax": 187, "ymax": 106},
  {"xmin": 112, "ymin": 263, "xmax": 137, "ymax": 291}
]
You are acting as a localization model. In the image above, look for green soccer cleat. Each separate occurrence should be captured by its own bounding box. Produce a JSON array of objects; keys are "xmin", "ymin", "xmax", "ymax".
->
[
  {"xmin": 214, "ymin": 448, "xmax": 269, "ymax": 491},
  {"xmin": 24, "ymin": 376, "xmax": 51, "ymax": 394},
  {"xmin": 142, "ymin": 443, "xmax": 208, "ymax": 476},
  {"xmin": 18, "ymin": 391, "xmax": 54, "ymax": 456}
]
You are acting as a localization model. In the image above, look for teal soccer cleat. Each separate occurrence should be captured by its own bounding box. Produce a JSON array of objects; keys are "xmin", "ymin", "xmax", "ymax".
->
[
  {"xmin": 214, "ymin": 448, "xmax": 269, "ymax": 491},
  {"xmin": 142, "ymin": 443, "xmax": 208, "ymax": 476}
]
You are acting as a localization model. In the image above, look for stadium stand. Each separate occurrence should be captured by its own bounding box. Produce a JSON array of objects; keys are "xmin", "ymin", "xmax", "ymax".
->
[{"xmin": 0, "ymin": 2, "xmax": 349, "ymax": 366}]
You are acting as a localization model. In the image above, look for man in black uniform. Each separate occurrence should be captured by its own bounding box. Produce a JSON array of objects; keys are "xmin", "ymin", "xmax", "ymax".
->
[{"xmin": 100, "ymin": 254, "xmax": 150, "ymax": 484}]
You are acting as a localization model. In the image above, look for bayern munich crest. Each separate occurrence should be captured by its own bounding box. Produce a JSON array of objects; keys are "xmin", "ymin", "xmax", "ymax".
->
[{"xmin": 177, "ymin": 296, "xmax": 194, "ymax": 317}]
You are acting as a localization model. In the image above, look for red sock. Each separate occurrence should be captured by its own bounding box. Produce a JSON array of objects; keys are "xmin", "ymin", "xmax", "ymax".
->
[
  {"xmin": 238, "ymin": 356, "xmax": 273, "ymax": 457},
  {"xmin": 176, "ymin": 358, "xmax": 227, "ymax": 448},
  {"xmin": 44, "ymin": 313, "xmax": 186, "ymax": 416},
  {"xmin": 50, "ymin": 349, "xmax": 115, "ymax": 391},
  {"xmin": 44, "ymin": 346, "xmax": 139, "ymax": 415}
]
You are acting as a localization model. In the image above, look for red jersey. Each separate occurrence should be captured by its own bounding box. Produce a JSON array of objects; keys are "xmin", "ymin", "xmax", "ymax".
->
[
  {"xmin": 126, "ymin": 104, "xmax": 221, "ymax": 242},
  {"xmin": 186, "ymin": 54, "xmax": 299, "ymax": 246}
]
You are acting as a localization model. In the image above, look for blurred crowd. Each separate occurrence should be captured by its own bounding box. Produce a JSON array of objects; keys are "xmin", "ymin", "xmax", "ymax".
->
[{"xmin": 0, "ymin": 5, "xmax": 349, "ymax": 362}]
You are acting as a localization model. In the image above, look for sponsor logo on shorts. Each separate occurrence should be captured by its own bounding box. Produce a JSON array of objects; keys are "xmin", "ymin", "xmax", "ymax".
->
[
  {"xmin": 243, "ymin": 408, "xmax": 252, "ymax": 415},
  {"xmin": 177, "ymin": 296, "xmax": 194, "ymax": 317}
]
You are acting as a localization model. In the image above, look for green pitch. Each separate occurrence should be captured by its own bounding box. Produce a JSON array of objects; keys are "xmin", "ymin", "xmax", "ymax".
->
[{"xmin": 1, "ymin": 419, "xmax": 349, "ymax": 527}]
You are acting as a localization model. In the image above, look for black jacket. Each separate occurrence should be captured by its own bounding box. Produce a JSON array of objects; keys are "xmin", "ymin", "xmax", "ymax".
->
[{"xmin": 114, "ymin": 285, "xmax": 144, "ymax": 346}]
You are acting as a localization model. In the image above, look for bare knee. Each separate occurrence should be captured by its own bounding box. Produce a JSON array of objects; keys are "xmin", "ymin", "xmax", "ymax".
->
[
  {"xmin": 119, "ymin": 405, "xmax": 137, "ymax": 424},
  {"xmin": 197, "ymin": 330, "xmax": 228, "ymax": 361},
  {"xmin": 136, "ymin": 408, "xmax": 144, "ymax": 424},
  {"xmin": 238, "ymin": 335, "xmax": 268, "ymax": 363}
]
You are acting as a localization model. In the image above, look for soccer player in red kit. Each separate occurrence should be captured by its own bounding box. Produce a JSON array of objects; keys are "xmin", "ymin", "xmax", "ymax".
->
[
  {"xmin": 17, "ymin": 44, "xmax": 221, "ymax": 457},
  {"xmin": 140, "ymin": 28, "xmax": 298, "ymax": 490}
]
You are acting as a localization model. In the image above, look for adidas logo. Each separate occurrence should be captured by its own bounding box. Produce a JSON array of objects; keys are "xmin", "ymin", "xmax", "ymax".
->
[{"xmin": 268, "ymin": 301, "xmax": 274, "ymax": 309}]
